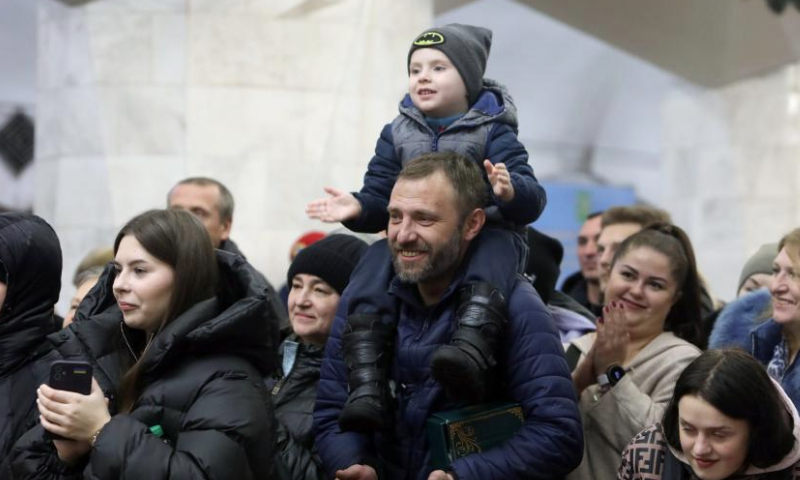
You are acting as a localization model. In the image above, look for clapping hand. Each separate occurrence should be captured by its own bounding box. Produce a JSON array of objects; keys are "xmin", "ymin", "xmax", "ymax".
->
[{"xmin": 592, "ymin": 301, "xmax": 630, "ymax": 377}]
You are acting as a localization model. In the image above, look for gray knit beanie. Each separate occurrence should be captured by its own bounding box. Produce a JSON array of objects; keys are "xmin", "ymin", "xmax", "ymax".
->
[
  {"xmin": 287, "ymin": 234, "xmax": 368, "ymax": 295},
  {"xmin": 737, "ymin": 243, "xmax": 778, "ymax": 293},
  {"xmin": 407, "ymin": 23, "xmax": 492, "ymax": 106}
]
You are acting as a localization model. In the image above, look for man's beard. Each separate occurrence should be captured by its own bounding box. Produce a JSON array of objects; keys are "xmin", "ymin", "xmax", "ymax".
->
[{"xmin": 390, "ymin": 229, "xmax": 463, "ymax": 284}]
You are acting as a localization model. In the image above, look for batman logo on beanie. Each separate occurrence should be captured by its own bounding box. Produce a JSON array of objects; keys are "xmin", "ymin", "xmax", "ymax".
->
[
  {"xmin": 413, "ymin": 31, "xmax": 444, "ymax": 46},
  {"xmin": 407, "ymin": 24, "xmax": 492, "ymax": 105}
]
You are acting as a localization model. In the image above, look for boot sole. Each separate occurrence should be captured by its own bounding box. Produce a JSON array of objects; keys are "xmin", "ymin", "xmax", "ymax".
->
[
  {"xmin": 339, "ymin": 402, "xmax": 385, "ymax": 433},
  {"xmin": 430, "ymin": 347, "xmax": 486, "ymax": 403}
]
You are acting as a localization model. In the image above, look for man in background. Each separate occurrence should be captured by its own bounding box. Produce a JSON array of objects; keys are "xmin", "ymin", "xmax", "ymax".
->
[{"xmin": 561, "ymin": 212, "xmax": 603, "ymax": 315}]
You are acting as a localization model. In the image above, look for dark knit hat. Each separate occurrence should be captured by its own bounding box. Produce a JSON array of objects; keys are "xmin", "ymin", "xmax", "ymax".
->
[
  {"xmin": 737, "ymin": 243, "xmax": 778, "ymax": 293},
  {"xmin": 407, "ymin": 23, "xmax": 492, "ymax": 105},
  {"xmin": 525, "ymin": 227, "xmax": 564, "ymax": 304},
  {"xmin": 286, "ymin": 234, "xmax": 368, "ymax": 295}
]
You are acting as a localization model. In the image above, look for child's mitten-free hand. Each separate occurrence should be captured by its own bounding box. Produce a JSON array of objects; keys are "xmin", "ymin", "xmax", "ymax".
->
[
  {"xmin": 306, "ymin": 187, "xmax": 362, "ymax": 223},
  {"xmin": 484, "ymin": 159, "xmax": 515, "ymax": 203}
]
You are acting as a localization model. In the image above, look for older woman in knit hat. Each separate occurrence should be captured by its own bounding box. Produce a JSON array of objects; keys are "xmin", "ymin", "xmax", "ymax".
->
[
  {"xmin": 708, "ymin": 243, "xmax": 778, "ymax": 349},
  {"xmin": 267, "ymin": 234, "xmax": 368, "ymax": 480},
  {"xmin": 737, "ymin": 243, "xmax": 778, "ymax": 297}
]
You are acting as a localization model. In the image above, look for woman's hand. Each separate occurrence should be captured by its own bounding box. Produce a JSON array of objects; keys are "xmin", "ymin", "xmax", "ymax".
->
[
  {"xmin": 305, "ymin": 187, "xmax": 362, "ymax": 223},
  {"xmin": 38, "ymin": 377, "xmax": 111, "ymax": 443},
  {"xmin": 592, "ymin": 302, "xmax": 630, "ymax": 377},
  {"xmin": 572, "ymin": 341, "xmax": 597, "ymax": 395},
  {"xmin": 53, "ymin": 439, "xmax": 92, "ymax": 465}
]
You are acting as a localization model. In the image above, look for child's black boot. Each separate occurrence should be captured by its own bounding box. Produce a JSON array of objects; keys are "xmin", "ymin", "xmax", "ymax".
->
[
  {"xmin": 430, "ymin": 281, "xmax": 506, "ymax": 403},
  {"xmin": 338, "ymin": 314, "xmax": 395, "ymax": 432}
]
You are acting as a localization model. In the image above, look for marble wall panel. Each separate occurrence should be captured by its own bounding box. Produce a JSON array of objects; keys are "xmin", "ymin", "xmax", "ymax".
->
[
  {"xmin": 185, "ymin": 87, "xmax": 392, "ymax": 167},
  {"xmin": 591, "ymin": 148, "xmax": 664, "ymax": 206},
  {"xmin": 321, "ymin": 92, "xmax": 403, "ymax": 168},
  {"xmin": 153, "ymin": 14, "xmax": 186, "ymax": 84},
  {"xmin": 0, "ymin": 159, "xmax": 34, "ymax": 210},
  {"xmin": 231, "ymin": 226, "xmax": 296, "ymax": 288},
  {"xmin": 729, "ymin": 89, "xmax": 797, "ymax": 148},
  {"xmin": 36, "ymin": 0, "xmax": 433, "ymax": 308},
  {"xmin": 694, "ymin": 147, "xmax": 741, "ymax": 198},
  {"xmin": 186, "ymin": 87, "xmax": 323, "ymax": 158},
  {"xmin": 36, "ymin": 87, "xmax": 105, "ymax": 158},
  {"xmin": 99, "ymin": 87, "xmax": 185, "ymax": 155},
  {"xmin": 189, "ymin": 0, "xmax": 431, "ymax": 31},
  {"xmin": 189, "ymin": 0, "xmax": 274, "ymax": 15},
  {"xmin": 188, "ymin": 17, "xmax": 362, "ymax": 91},
  {"xmin": 694, "ymin": 196, "xmax": 748, "ymax": 298},
  {"xmin": 663, "ymin": 63, "xmax": 800, "ymax": 301},
  {"xmin": 49, "ymin": 156, "xmax": 114, "ymax": 228},
  {"xmin": 662, "ymin": 89, "xmax": 729, "ymax": 149},
  {"xmin": 105, "ymin": 155, "xmax": 186, "ymax": 226},
  {"xmin": 38, "ymin": 13, "xmax": 94, "ymax": 89},
  {"xmin": 699, "ymin": 250, "xmax": 747, "ymax": 300},
  {"xmin": 183, "ymin": 153, "xmax": 270, "ymax": 229},
  {"xmin": 86, "ymin": 12, "xmax": 151, "ymax": 84},
  {"xmin": 739, "ymin": 146, "xmax": 800, "ymax": 198},
  {"xmin": 744, "ymin": 198, "xmax": 798, "ymax": 246},
  {"xmin": 33, "ymin": 158, "xmax": 59, "ymax": 221},
  {"xmin": 662, "ymin": 148, "xmax": 700, "ymax": 206}
]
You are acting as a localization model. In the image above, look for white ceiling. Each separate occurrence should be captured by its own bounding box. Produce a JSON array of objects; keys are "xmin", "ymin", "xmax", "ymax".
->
[{"xmin": 440, "ymin": 0, "xmax": 800, "ymax": 88}]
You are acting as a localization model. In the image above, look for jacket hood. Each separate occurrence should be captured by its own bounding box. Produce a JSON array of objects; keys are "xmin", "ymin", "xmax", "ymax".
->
[
  {"xmin": 666, "ymin": 378, "xmax": 800, "ymax": 475},
  {"xmin": 0, "ymin": 213, "xmax": 61, "ymax": 376},
  {"xmin": 70, "ymin": 249, "xmax": 278, "ymax": 378},
  {"xmin": 560, "ymin": 271, "xmax": 586, "ymax": 294},
  {"xmin": 399, "ymin": 77, "xmax": 519, "ymax": 130},
  {"xmin": 548, "ymin": 305, "xmax": 595, "ymax": 343}
]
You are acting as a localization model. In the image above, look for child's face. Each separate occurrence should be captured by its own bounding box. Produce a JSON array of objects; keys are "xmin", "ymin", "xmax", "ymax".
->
[{"xmin": 408, "ymin": 48, "xmax": 469, "ymax": 118}]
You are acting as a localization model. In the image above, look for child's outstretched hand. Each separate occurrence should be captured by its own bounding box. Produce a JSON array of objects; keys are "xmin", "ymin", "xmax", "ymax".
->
[
  {"xmin": 306, "ymin": 187, "xmax": 362, "ymax": 223},
  {"xmin": 484, "ymin": 159, "xmax": 515, "ymax": 203}
]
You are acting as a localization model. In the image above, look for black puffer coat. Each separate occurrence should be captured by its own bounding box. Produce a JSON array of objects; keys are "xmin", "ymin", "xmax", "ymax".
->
[
  {"xmin": 8, "ymin": 250, "xmax": 279, "ymax": 480},
  {"xmin": 0, "ymin": 213, "xmax": 62, "ymax": 477},
  {"xmin": 266, "ymin": 335, "xmax": 325, "ymax": 480}
]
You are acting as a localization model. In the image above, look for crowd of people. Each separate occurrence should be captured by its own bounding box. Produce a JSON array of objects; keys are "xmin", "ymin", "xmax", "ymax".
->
[{"xmin": 1, "ymin": 21, "xmax": 799, "ymax": 480}]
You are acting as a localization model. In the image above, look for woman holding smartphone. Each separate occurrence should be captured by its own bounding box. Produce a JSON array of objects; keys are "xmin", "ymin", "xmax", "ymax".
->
[{"xmin": 9, "ymin": 209, "xmax": 278, "ymax": 479}]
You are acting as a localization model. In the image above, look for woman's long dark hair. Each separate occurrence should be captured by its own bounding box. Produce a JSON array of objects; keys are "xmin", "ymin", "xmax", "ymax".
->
[
  {"xmin": 115, "ymin": 209, "xmax": 218, "ymax": 412},
  {"xmin": 662, "ymin": 349, "xmax": 795, "ymax": 470},
  {"xmin": 611, "ymin": 222, "xmax": 703, "ymax": 347}
]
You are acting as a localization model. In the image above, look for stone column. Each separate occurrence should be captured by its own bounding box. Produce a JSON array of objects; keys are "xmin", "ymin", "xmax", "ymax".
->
[
  {"xmin": 36, "ymin": 0, "xmax": 432, "ymax": 309},
  {"xmin": 663, "ymin": 64, "xmax": 800, "ymax": 299}
]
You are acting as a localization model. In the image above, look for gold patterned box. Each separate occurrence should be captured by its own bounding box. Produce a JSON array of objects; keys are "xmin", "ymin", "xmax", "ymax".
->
[{"xmin": 426, "ymin": 402, "xmax": 524, "ymax": 470}]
